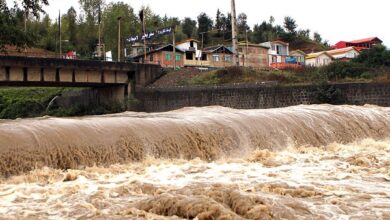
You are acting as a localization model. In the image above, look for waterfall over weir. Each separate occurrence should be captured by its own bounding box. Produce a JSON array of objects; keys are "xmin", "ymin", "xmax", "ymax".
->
[
  {"xmin": 1, "ymin": 104, "xmax": 390, "ymax": 176},
  {"xmin": 1, "ymin": 105, "xmax": 390, "ymax": 219}
]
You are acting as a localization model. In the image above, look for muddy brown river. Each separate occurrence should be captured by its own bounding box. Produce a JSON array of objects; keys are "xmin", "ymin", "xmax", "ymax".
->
[{"xmin": 1, "ymin": 105, "xmax": 390, "ymax": 219}]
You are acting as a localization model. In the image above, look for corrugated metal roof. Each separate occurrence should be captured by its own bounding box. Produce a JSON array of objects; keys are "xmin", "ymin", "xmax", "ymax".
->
[
  {"xmin": 306, "ymin": 51, "xmax": 333, "ymax": 59},
  {"xmin": 326, "ymin": 47, "xmax": 359, "ymax": 56},
  {"xmin": 202, "ymin": 45, "xmax": 233, "ymax": 54},
  {"xmin": 349, "ymin": 37, "xmax": 382, "ymax": 44},
  {"xmin": 132, "ymin": 44, "xmax": 184, "ymax": 59}
]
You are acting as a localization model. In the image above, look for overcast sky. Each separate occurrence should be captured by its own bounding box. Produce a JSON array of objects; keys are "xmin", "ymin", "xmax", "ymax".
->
[{"xmin": 10, "ymin": 0, "xmax": 390, "ymax": 46}]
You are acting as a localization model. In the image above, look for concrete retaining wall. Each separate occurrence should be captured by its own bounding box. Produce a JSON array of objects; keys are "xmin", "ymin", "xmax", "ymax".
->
[{"xmin": 136, "ymin": 83, "xmax": 390, "ymax": 112}]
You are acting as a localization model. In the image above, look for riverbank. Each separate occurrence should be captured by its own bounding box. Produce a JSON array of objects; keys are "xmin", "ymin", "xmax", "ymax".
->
[{"xmin": 0, "ymin": 87, "xmax": 139, "ymax": 119}]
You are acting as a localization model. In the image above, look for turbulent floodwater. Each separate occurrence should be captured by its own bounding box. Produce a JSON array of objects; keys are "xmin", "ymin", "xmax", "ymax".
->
[{"xmin": 1, "ymin": 105, "xmax": 390, "ymax": 219}]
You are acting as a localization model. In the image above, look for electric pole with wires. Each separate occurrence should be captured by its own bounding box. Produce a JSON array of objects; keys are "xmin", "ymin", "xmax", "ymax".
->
[{"xmin": 231, "ymin": 0, "xmax": 239, "ymax": 66}]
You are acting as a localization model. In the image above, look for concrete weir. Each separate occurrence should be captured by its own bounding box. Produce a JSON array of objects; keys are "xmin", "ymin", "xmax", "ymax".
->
[{"xmin": 0, "ymin": 56, "xmax": 163, "ymax": 104}]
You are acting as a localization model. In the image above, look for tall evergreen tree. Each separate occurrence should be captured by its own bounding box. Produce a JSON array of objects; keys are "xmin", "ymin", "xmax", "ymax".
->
[
  {"xmin": 182, "ymin": 17, "xmax": 197, "ymax": 38},
  {"xmin": 197, "ymin": 12, "xmax": 213, "ymax": 46},
  {"xmin": 283, "ymin": 16, "xmax": 297, "ymax": 34}
]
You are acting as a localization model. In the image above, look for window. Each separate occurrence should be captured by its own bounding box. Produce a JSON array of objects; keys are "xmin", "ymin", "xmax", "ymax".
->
[
  {"xmin": 272, "ymin": 56, "xmax": 277, "ymax": 63},
  {"xmin": 224, "ymin": 55, "xmax": 232, "ymax": 62},
  {"xmin": 165, "ymin": 53, "xmax": 171, "ymax": 61},
  {"xmin": 212, "ymin": 55, "xmax": 220, "ymax": 62},
  {"xmin": 176, "ymin": 54, "xmax": 181, "ymax": 61},
  {"xmin": 186, "ymin": 52, "xmax": 194, "ymax": 60},
  {"xmin": 201, "ymin": 53, "xmax": 208, "ymax": 61},
  {"xmin": 149, "ymin": 54, "xmax": 153, "ymax": 62},
  {"xmin": 190, "ymin": 41, "xmax": 194, "ymax": 47}
]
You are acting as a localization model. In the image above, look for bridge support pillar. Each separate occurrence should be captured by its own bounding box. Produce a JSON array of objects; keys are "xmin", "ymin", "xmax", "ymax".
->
[{"xmin": 95, "ymin": 85, "xmax": 126, "ymax": 104}]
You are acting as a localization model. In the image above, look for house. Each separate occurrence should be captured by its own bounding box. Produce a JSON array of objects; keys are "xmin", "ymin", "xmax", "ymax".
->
[
  {"xmin": 128, "ymin": 42, "xmax": 161, "ymax": 58},
  {"xmin": 259, "ymin": 40, "xmax": 290, "ymax": 66},
  {"xmin": 201, "ymin": 45, "xmax": 233, "ymax": 68},
  {"xmin": 236, "ymin": 43, "xmax": 269, "ymax": 68},
  {"xmin": 176, "ymin": 39, "xmax": 201, "ymax": 66},
  {"xmin": 132, "ymin": 44, "xmax": 185, "ymax": 68},
  {"xmin": 289, "ymin": 50, "xmax": 306, "ymax": 65},
  {"xmin": 305, "ymin": 52, "xmax": 334, "ymax": 67},
  {"xmin": 326, "ymin": 47, "xmax": 360, "ymax": 61},
  {"xmin": 332, "ymin": 37, "xmax": 382, "ymax": 50}
]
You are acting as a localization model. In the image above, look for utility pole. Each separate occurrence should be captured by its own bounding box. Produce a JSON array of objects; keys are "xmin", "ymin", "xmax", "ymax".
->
[
  {"xmin": 59, "ymin": 10, "xmax": 62, "ymax": 58},
  {"xmin": 117, "ymin": 16, "xmax": 122, "ymax": 62},
  {"xmin": 245, "ymin": 29, "xmax": 249, "ymax": 67},
  {"xmin": 98, "ymin": 20, "xmax": 101, "ymax": 60},
  {"xmin": 172, "ymin": 26, "xmax": 176, "ymax": 70},
  {"xmin": 24, "ymin": 11, "xmax": 28, "ymax": 54},
  {"xmin": 200, "ymin": 32, "xmax": 205, "ymax": 49},
  {"xmin": 139, "ymin": 9, "xmax": 147, "ymax": 62},
  {"xmin": 231, "ymin": 0, "xmax": 239, "ymax": 66}
]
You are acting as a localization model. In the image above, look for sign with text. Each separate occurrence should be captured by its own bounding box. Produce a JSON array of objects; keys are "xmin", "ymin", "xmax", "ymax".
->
[{"xmin": 125, "ymin": 26, "xmax": 174, "ymax": 44}]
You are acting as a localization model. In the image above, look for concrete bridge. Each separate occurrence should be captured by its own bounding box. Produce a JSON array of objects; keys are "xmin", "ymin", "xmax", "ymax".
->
[{"xmin": 0, "ymin": 56, "xmax": 163, "ymax": 103}]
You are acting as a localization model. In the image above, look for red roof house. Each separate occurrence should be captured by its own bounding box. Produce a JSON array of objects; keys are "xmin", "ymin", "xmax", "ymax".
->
[{"xmin": 333, "ymin": 37, "xmax": 382, "ymax": 50}]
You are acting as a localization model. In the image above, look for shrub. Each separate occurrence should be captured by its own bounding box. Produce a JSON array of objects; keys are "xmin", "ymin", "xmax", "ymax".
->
[
  {"xmin": 321, "ymin": 61, "xmax": 370, "ymax": 80},
  {"xmin": 0, "ymin": 100, "xmax": 44, "ymax": 119},
  {"xmin": 353, "ymin": 45, "xmax": 390, "ymax": 67},
  {"xmin": 312, "ymin": 83, "xmax": 344, "ymax": 104}
]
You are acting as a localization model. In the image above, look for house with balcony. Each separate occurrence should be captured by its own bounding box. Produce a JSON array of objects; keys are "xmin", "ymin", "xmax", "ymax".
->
[
  {"xmin": 259, "ymin": 40, "xmax": 290, "ymax": 67},
  {"xmin": 176, "ymin": 39, "xmax": 202, "ymax": 67}
]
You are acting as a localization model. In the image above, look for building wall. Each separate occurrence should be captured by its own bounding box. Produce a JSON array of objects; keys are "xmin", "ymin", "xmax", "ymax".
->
[
  {"xmin": 176, "ymin": 41, "xmax": 199, "ymax": 51},
  {"xmin": 238, "ymin": 45, "xmax": 269, "ymax": 68},
  {"xmin": 289, "ymin": 52, "xmax": 306, "ymax": 64},
  {"xmin": 145, "ymin": 51, "xmax": 184, "ymax": 68},
  {"xmin": 207, "ymin": 53, "xmax": 233, "ymax": 68},
  {"xmin": 136, "ymin": 83, "xmax": 390, "ymax": 112},
  {"xmin": 332, "ymin": 50, "xmax": 359, "ymax": 60}
]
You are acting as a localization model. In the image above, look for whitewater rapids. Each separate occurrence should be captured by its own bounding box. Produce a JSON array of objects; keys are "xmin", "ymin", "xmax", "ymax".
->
[{"xmin": 0, "ymin": 105, "xmax": 390, "ymax": 219}]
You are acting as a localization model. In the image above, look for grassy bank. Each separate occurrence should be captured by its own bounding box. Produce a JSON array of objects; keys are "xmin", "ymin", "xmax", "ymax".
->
[
  {"xmin": 0, "ymin": 87, "xmax": 140, "ymax": 119},
  {"xmin": 156, "ymin": 64, "xmax": 390, "ymax": 87}
]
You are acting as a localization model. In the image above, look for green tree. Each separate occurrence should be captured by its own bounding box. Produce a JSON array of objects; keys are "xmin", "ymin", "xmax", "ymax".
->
[
  {"xmin": 0, "ymin": 3, "xmax": 32, "ymax": 50},
  {"xmin": 313, "ymin": 32, "xmax": 322, "ymax": 43},
  {"xmin": 269, "ymin": 16, "xmax": 275, "ymax": 25},
  {"xmin": 79, "ymin": 0, "xmax": 104, "ymax": 24},
  {"xmin": 197, "ymin": 12, "xmax": 213, "ymax": 46},
  {"xmin": 354, "ymin": 45, "xmax": 390, "ymax": 67},
  {"xmin": 283, "ymin": 16, "xmax": 297, "ymax": 34},
  {"xmin": 221, "ymin": 13, "xmax": 231, "ymax": 40},
  {"xmin": 214, "ymin": 9, "xmax": 225, "ymax": 37},
  {"xmin": 102, "ymin": 2, "xmax": 137, "ymax": 61},
  {"xmin": 78, "ymin": 0, "xmax": 105, "ymax": 58},
  {"xmin": 182, "ymin": 17, "xmax": 197, "ymax": 38},
  {"xmin": 66, "ymin": 7, "xmax": 77, "ymax": 46},
  {"xmin": 237, "ymin": 13, "xmax": 249, "ymax": 41}
]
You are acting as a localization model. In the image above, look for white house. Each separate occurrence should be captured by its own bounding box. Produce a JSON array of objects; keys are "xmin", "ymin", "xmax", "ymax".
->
[
  {"xmin": 176, "ymin": 39, "xmax": 201, "ymax": 65},
  {"xmin": 326, "ymin": 47, "xmax": 360, "ymax": 60},
  {"xmin": 305, "ymin": 52, "xmax": 334, "ymax": 67},
  {"xmin": 259, "ymin": 40, "xmax": 290, "ymax": 66}
]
